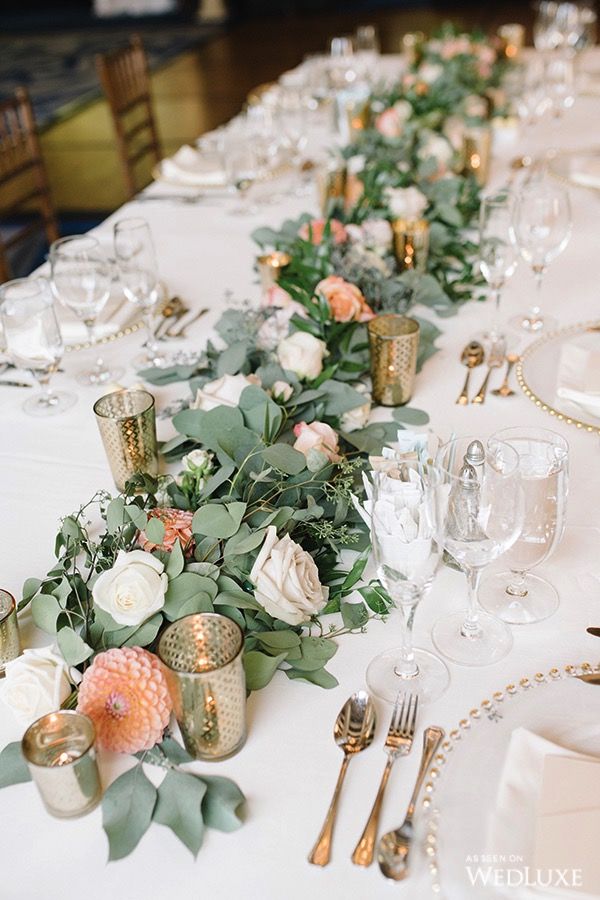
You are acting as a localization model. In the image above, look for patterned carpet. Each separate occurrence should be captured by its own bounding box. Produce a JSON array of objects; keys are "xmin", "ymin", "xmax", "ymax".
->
[{"xmin": 0, "ymin": 24, "xmax": 220, "ymax": 129}]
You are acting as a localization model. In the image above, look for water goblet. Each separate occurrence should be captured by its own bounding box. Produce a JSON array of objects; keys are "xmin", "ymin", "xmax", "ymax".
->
[
  {"xmin": 480, "ymin": 427, "xmax": 568, "ymax": 624},
  {"xmin": 431, "ymin": 436, "xmax": 523, "ymax": 666},
  {"xmin": 223, "ymin": 135, "xmax": 259, "ymax": 215},
  {"xmin": 0, "ymin": 277, "xmax": 77, "ymax": 416},
  {"xmin": 479, "ymin": 192, "xmax": 519, "ymax": 340},
  {"xmin": 50, "ymin": 235, "xmax": 122, "ymax": 386}
]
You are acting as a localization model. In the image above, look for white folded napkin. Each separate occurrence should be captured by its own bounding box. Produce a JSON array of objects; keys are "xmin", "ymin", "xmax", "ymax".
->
[
  {"xmin": 568, "ymin": 154, "xmax": 600, "ymax": 189},
  {"xmin": 556, "ymin": 332, "xmax": 600, "ymax": 419},
  {"xmin": 487, "ymin": 727, "xmax": 600, "ymax": 898},
  {"xmin": 158, "ymin": 145, "xmax": 227, "ymax": 187}
]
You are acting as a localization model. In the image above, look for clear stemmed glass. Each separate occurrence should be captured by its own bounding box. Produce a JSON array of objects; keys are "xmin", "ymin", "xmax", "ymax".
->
[
  {"xmin": 431, "ymin": 436, "xmax": 524, "ymax": 667},
  {"xmin": 0, "ymin": 277, "xmax": 77, "ymax": 416},
  {"xmin": 510, "ymin": 180, "xmax": 572, "ymax": 333},
  {"xmin": 546, "ymin": 52, "xmax": 576, "ymax": 119},
  {"xmin": 223, "ymin": 133, "xmax": 259, "ymax": 215},
  {"xmin": 113, "ymin": 217, "xmax": 165, "ymax": 368},
  {"xmin": 50, "ymin": 235, "xmax": 122, "ymax": 386},
  {"xmin": 479, "ymin": 192, "xmax": 519, "ymax": 341},
  {"xmin": 365, "ymin": 462, "xmax": 450, "ymax": 704},
  {"xmin": 480, "ymin": 427, "xmax": 569, "ymax": 625}
]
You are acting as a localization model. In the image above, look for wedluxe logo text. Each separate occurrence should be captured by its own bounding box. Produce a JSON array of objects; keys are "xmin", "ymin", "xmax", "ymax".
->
[{"xmin": 465, "ymin": 857, "xmax": 583, "ymax": 890}]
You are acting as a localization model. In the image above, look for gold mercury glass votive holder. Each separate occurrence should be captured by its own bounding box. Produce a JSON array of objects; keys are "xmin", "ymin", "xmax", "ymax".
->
[
  {"xmin": 498, "ymin": 23, "xmax": 525, "ymax": 60},
  {"xmin": 158, "ymin": 613, "xmax": 246, "ymax": 762},
  {"xmin": 462, "ymin": 126, "xmax": 492, "ymax": 187},
  {"xmin": 316, "ymin": 162, "xmax": 347, "ymax": 216},
  {"xmin": 94, "ymin": 389, "xmax": 158, "ymax": 492},
  {"xmin": 256, "ymin": 251, "xmax": 291, "ymax": 295},
  {"xmin": 401, "ymin": 31, "xmax": 425, "ymax": 65},
  {"xmin": 22, "ymin": 711, "xmax": 102, "ymax": 818},
  {"xmin": 0, "ymin": 590, "xmax": 20, "ymax": 676},
  {"xmin": 368, "ymin": 314, "xmax": 420, "ymax": 407},
  {"xmin": 392, "ymin": 218, "xmax": 430, "ymax": 272}
]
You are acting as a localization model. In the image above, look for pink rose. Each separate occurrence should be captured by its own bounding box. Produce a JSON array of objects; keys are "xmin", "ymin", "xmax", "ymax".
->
[
  {"xmin": 375, "ymin": 108, "xmax": 401, "ymax": 138},
  {"xmin": 263, "ymin": 285, "xmax": 294, "ymax": 308},
  {"xmin": 293, "ymin": 421, "xmax": 341, "ymax": 463},
  {"xmin": 315, "ymin": 275, "xmax": 375, "ymax": 323},
  {"xmin": 298, "ymin": 218, "xmax": 348, "ymax": 246}
]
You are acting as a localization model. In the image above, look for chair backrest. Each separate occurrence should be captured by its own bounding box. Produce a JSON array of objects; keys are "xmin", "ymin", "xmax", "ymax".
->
[
  {"xmin": 0, "ymin": 87, "xmax": 59, "ymax": 284},
  {"xmin": 96, "ymin": 35, "xmax": 162, "ymax": 199}
]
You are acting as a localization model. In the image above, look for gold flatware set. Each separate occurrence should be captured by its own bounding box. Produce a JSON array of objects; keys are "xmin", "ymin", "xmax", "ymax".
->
[
  {"xmin": 309, "ymin": 690, "xmax": 444, "ymax": 881},
  {"xmin": 456, "ymin": 339, "xmax": 520, "ymax": 404}
]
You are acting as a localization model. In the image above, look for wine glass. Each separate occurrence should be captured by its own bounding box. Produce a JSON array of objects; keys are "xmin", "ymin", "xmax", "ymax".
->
[
  {"xmin": 510, "ymin": 180, "xmax": 572, "ymax": 332},
  {"xmin": 0, "ymin": 277, "xmax": 77, "ymax": 416},
  {"xmin": 480, "ymin": 427, "xmax": 569, "ymax": 624},
  {"xmin": 479, "ymin": 192, "xmax": 519, "ymax": 340},
  {"xmin": 431, "ymin": 436, "xmax": 523, "ymax": 666},
  {"xmin": 50, "ymin": 235, "xmax": 122, "ymax": 386},
  {"xmin": 113, "ymin": 217, "xmax": 165, "ymax": 368},
  {"xmin": 365, "ymin": 462, "xmax": 450, "ymax": 704},
  {"xmin": 546, "ymin": 51, "xmax": 576, "ymax": 118},
  {"xmin": 223, "ymin": 134, "xmax": 259, "ymax": 215}
]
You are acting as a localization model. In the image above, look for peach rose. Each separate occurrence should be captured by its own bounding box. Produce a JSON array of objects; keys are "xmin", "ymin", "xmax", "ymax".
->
[
  {"xmin": 293, "ymin": 421, "xmax": 341, "ymax": 463},
  {"xmin": 315, "ymin": 275, "xmax": 375, "ymax": 323},
  {"xmin": 298, "ymin": 218, "xmax": 348, "ymax": 246},
  {"xmin": 263, "ymin": 284, "xmax": 295, "ymax": 308}
]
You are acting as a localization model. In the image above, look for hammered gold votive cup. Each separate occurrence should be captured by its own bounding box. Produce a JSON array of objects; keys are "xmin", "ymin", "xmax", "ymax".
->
[
  {"xmin": 368, "ymin": 314, "xmax": 420, "ymax": 407},
  {"xmin": 316, "ymin": 162, "xmax": 347, "ymax": 215},
  {"xmin": 0, "ymin": 590, "xmax": 20, "ymax": 676},
  {"xmin": 94, "ymin": 389, "xmax": 158, "ymax": 492},
  {"xmin": 463, "ymin": 126, "xmax": 492, "ymax": 187},
  {"xmin": 256, "ymin": 251, "xmax": 291, "ymax": 295},
  {"xmin": 392, "ymin": 218, "xmax": 430, "ymax": 272},
  {"xmin": 498, "ymin": 23, "xmax": 525, "ymax": 60},
  {"xmin": 22, "ymin": 711, "xmax": 101, "ymax": 818},
  {"xmin": 158, "ymin": 613, "xmax": 246, "ymax": 762}
]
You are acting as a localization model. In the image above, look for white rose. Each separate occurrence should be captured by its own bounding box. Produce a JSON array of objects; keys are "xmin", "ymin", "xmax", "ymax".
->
[
  {"xmin": 191, "ymin": 373, "xmax": 256, "ymax": 411},
  {"xmin": 361, "ymin": 218, "xmax": 393, "ymax": 253},
  {"xmin": 271, "ymin": 380, "xmax": 294, "ymax": 402},
  {"xmin": 341, "ymin": 384, "xmax": 372, "ymax": 432},
  {"xmin": 443, "ymin": 115, "xmax": 466, "ymax": 151},
  {"xmin": 277, "ymin": 331, "xmax": 327, "ymax": 381},
  {"xmin": 1, "ymin": 646, "xmax": 77, "ymax": 726},
  {"xmin": 418, "ymin": 133, "xmax": 453, "ymax": 168},
  {"xmin": 417, "ymin": 62, "xmax": 443, "ymax": 84},
  {"xmin": 92, "ymin": 549, "xmax": 168, "ymax": 627},
  {"xmin": 250, "ymin": 526, "xmax": 328, "ymax": 626},
  {"xmin": 393, "ymin": 99, "xmax": 413, "ymax": 125},
  {"xmin": 257, "ymin": 306, "xmax": 296, "ymax": 351},
  {"xmin": 385, "ymin": 186, "xmax": 429, "ymax": 220},
  {"xmin": 183, "ymin": 448, "xmax": 214, "ymax": 475}
]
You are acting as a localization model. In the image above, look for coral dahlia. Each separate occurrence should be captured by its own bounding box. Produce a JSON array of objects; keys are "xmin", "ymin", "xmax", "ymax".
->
[{"xmin": 138, "ymin": 507, "xmax": 194, "ymax": 556}]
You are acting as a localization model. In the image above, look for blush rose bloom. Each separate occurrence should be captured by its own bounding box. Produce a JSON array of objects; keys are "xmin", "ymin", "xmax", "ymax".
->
[
  {"xmin": 385, "ymin": 186, "xmax": 429, "ymax": 220},
  {"xmin": 298, "ymin": 218, "xmax": 348, "ymax": 246},
  {"xmin": 271, "ymin": 380, "xmax": 294, "ymax": 402},
  {"xmin": 262, "ymin": 285, "xmax": 294, "ymax": 308},
  {"xmin": 375, "ymin": 99, "xmax": 412, "ymax": 138},
  {"xmin": 1, "ymin": 646, "xmax": 78, "ymax": 726},
  {"xmin": 293, "ymin": 420, "xmax": 341, "ymax": 463},
  {"xmin": 191, "ymin": 373, "xmax": 258, "ymax": 411},
  {"xmin": 250, "ymin": 525, "xmax": 328, "ymax": 626},
  {"xmin": 92, "ymin": 549, "xmax": 168, "ymax": 627},
  {"xmin": 315, "ymin": 276, "xmax": 374, "ymax": 323},
  {"xmin": 277, "ymin": 331, "xmax": 327, "ymax": 380},
  {"xmin": 340, "ymin": 384, "xmax": 372, "ymax": 432}
]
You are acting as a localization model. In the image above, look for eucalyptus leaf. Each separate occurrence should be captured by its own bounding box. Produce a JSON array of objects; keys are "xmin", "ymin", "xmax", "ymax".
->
[
  {"xmin": 57, "ymin": 627, "xmax": 93, "ymax": 666},
  {"xmin": 341, "ymin": 601, "xmax": 369, "ymax": 630},
  {"xmin": 285, "ymin": 667, "xmax": 338, "ymax": 689},
  {"xmin": 144, "ymin": 517, "xmax": 166, "ymax": 545},
  {"xmin": 261, "ymin": 443, "xmax": 306, "ymax": 475},
  {"xmin": 106, "ymin": 498, "xmax": 126, "ymax": 534},
  {"xmin": 31, "ymin": 594, "xmax": 62, "ymax": 634},
  {"xmin": 200, "ymin": 775, "xmax": 245, "ymax": 832},
  {"xmin": 392, "ymin": 406, "xmax": 430, "ymax": 426},
  {"xmin": 192, "ymin": 502, "xmax": 246, "ymax": 540},
  {"xmin": 153, "ymin": 770, "xmax": 206, "ymax": 857},
  {"xmin": 125, "ymin": 504, "xmax": 148, "ymax": 531},
  {"xmin": 166, "ymin": 541, "xmax": 185, "ymax": 579},
  {"xmin": 102, "ymin": 765, "xmax": 157, "ymax": 861},
  {"xmin": 255, "ymin": 630, "xmax": 301, "ymax": 651},
  {"xmin": 0, "ymin": 742, "xmax": 32, "ymax": 789},
  {"xmin": 243, "ymin": 650, "xmax": 288, "ymax": 690}
]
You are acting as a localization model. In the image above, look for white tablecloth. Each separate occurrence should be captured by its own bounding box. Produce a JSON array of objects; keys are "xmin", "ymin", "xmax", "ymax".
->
[{"xmin": 2, "ymin": 55, "xmax": 600, "ymax": 900}]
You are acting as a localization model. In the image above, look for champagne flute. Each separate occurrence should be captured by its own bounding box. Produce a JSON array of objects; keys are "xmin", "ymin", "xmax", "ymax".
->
[
  {"xmin": 113, "ymin": 217, "xmax": 166, "ymax": 368},
  {"xmin": 480, "ymin": 427, "xmax": 569, "ymax": 624},
  {"xmin": 0, "ymin": 277, "xmax": 76, "ymax": 416},
  {"xmin": 365, "ymin": 462, "xmax": 450, "ymax": 704},
  {"xmin": 50, "ymin": 235, "xmax": 122, "ymax": 386},
  {"xmin": 510, "ymin": 180, "xmax": 572, "ymax": 332},
  {"xmin": 432, "ymin": 436, "xmax": 523, "ymax": 666},
  {"xmin": 479, "ymin": 192, "xmax": 519, "ymax": 340}
]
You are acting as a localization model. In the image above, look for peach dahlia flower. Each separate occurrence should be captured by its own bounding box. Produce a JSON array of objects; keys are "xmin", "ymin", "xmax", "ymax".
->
[{"xmin": 138, "ymin": 507, "xmax": 194, "ymax": 556}]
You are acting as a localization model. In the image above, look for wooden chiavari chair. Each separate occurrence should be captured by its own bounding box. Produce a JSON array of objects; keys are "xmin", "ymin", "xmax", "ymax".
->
[
  {"xmin": 96, "ymin": 35, "xmax": 162, "ymax": 199},
  {"xmin": 0, "ymin": 88, "xmax": 59, "ymax": 284}
]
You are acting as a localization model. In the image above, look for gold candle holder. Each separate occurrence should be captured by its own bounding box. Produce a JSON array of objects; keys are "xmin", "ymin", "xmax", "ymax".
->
[
  {"xmin": 401, "ymin": 31, "xmax": 425, "ymax": 66},
  {"xmin": 316, "ymin": 162, "xmax": 347, "ymax": 216},
  {"xmin": 462, "ymin": 126, "xmax": 492, "ymax": 187},
  {"xmin": 256, "ymin": 251, "xmax": 291, "ymax": 295},
  {"xmin": 368, "ymin": 315, "xmax": 420, "ymax": 407},
  {"xmin": 158, "ymin": 613, "xmax": 246, "ymax": 762},
  {"xmin": 22, "ymin": 711, "xmax": 102, "ymax": 818},
  {"xmin": 94, "ymin": 389, "xmax": 158, "ymax": 492},
  {"xmin": 498, "ymin": 23, "xmax": 525, "ymax": 60},
  {"xmin": 0, "ymin": 590, "xmax": 20, "ymax": 676},
  {"xmin": 392, "ymin": 218, "xmax": 430, "ymax": 272}
]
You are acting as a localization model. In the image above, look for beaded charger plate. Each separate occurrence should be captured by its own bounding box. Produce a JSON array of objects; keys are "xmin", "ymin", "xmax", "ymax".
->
[
  {"xmin": 516, "ymin": 320, "xmax": 600, "ymax": 436},
  {"xmin": 422, "ymin": 663, "xmax": 600, "ymax": 898}
]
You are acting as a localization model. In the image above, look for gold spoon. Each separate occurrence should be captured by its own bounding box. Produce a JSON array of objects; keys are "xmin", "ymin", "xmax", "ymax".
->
[
  {"xmin": 491, "ymin": 353, "xmax": 520, "ymax": 398},
  {"xmin": 455, "ymin": 341, "xmax": 484, "ymax": 405},
  {"xmin": 308, "ymin": 691, "xmax": 377, "ymax": 867}
]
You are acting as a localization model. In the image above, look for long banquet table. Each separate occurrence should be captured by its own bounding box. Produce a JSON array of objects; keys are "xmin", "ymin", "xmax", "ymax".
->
[{"xmin": 1, "ymin": 51, "xmax": 600, "ymax": 900}]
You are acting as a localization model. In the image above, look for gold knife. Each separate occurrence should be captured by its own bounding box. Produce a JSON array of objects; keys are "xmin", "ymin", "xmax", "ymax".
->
[
  {"xmin": 586, "ymin": 627, "xmax": 600, "ymax": 638},
  {"xmin": 575, "ymin": 673, "xmax": 600, "ymax": 685}
]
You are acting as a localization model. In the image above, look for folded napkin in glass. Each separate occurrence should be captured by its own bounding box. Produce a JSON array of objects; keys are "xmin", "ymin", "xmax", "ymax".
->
[
  {"xmin": 158, "ymin": 145, "xmax": 227, "ymax": 187},
  {"xmin": 487, "ymin": 727, "xmax": 600, "ymax": 897},
  {"xmin": 556, "ymin": 332, "xmax": 600, "ymax": 419}
]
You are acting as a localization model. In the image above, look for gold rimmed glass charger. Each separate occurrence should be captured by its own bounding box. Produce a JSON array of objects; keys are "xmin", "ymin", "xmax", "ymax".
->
[{"xmin": 516, "ymin": 320, "xmax": 600, "ymax": 436}]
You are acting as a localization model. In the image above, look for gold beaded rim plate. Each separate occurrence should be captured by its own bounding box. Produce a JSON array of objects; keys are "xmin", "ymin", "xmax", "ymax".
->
[
  {"xmin": 422, "ymin": 662, "xmax": 600, "ymax": 897},
  {"xmin": 516, "ymin": 320, "xmax": 600, "ymax": 436}
]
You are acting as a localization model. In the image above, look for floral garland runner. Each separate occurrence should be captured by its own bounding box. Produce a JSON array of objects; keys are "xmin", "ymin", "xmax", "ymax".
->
[{"xmin": 0, "ymin": 28, "xmax": 510, "ymax": 861}]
